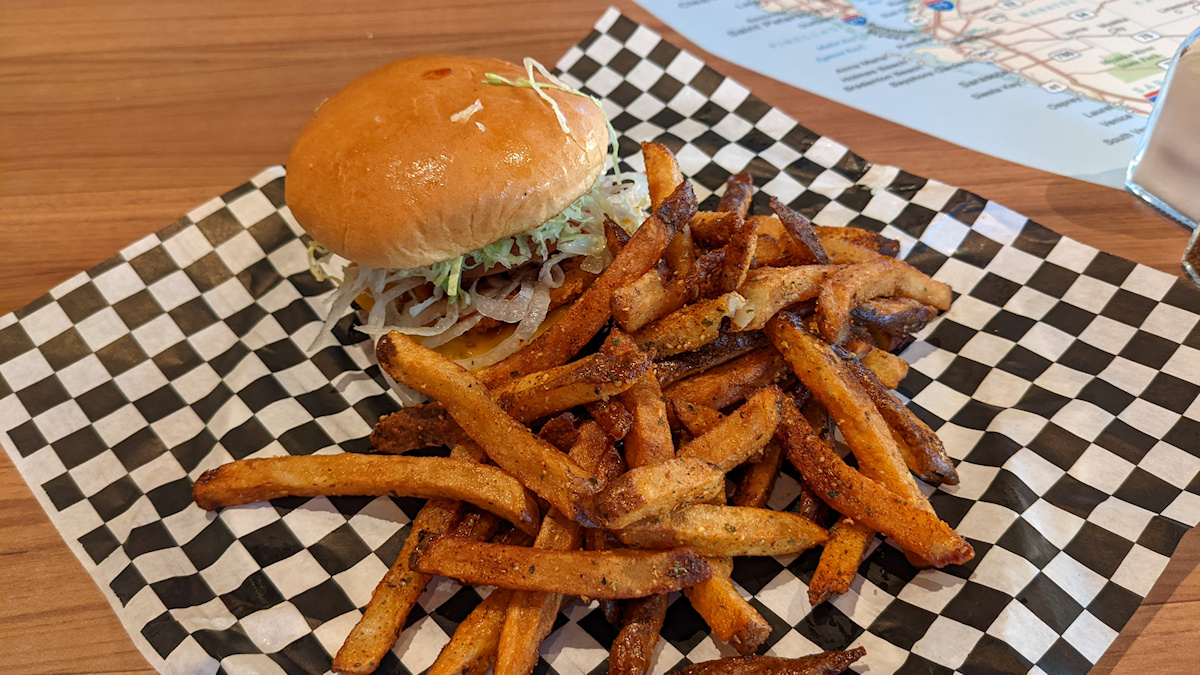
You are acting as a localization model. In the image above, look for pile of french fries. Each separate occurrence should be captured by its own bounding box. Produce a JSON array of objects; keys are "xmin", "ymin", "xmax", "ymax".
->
[{"xmin": 192, "ymin": 143, "xmax": 973, "ymax": 675}]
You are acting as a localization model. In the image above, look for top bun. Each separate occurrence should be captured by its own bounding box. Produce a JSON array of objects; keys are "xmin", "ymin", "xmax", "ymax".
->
[{"xmin": 285, "ymin": 55, "xmax": 609, "ymax": 271}]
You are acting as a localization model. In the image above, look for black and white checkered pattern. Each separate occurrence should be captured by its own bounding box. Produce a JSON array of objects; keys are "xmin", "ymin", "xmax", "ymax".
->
[{"xmin": 2, "ymin": 9, "xmax": 1198, "ymax": 674}]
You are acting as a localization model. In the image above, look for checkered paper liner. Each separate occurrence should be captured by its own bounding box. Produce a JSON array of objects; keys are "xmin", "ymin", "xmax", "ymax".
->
[{"xmin": 4, "ymin": 8, "xmax": 1200, "ymax": 674}]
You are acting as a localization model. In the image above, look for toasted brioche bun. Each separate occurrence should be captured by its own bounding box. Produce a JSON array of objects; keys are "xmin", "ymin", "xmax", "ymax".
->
[{"xmin": 286, "ymin": 55, "xmax": 609, "ymax": 271}]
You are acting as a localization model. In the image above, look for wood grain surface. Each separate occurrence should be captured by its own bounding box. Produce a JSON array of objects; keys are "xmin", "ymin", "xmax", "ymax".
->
[{"xmin": 1, "ymin": 1, "xmax": 1195, "ymax": 673}]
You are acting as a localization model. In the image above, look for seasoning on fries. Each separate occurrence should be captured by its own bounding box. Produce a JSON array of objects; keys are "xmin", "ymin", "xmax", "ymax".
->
[{"xmin": 191, "ymin": 93, "xmax": 978, "ymax": 671}]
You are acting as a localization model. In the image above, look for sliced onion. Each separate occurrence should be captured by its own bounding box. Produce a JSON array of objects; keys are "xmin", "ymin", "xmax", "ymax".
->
[
  {"xmin": 469, "ymin": 278, "xmax": 534, "ymax": 323},
  {"xmin": 456, "ymin": 276, "xmax": 552, "ymax": 370},
  {"xmin": 420, "ymin": 313, "xmax": 484, "ymax": 348}
]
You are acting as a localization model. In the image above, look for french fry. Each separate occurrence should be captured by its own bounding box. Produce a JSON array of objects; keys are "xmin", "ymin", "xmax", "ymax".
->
[
  {"xmin": 821, "ymin": 237, "xmax": 888, "ymax": 264},
  {"xmin": 677, "ymin": 648, "xmax": 867, "ymax": 675},
  {"xmin": 777, "ymin": 397, "xmax": 972, "ymax": 567},
  {"xmin": 672, "ymin": 400, "xmax": 724, "ymax": 437},
  {"xmin": 664, "ymin": 347, "xmax": 790, "ymax": 416},
  {"xmin": 815, "ymin": 225, "xmax": 900, "ymax": 257},
  {"xmin": 605, "ymin": 215, "xmax": 632, "ymax": 255},
  {"xmin": 615, "ymin": 504, "xmax": 828, "ymax": 556},
  {"xmin": 717, "ymin": 172, "xmax": 754, "ymax": 217},
  {"xmin": 807, "ymin": 517, "xmax": 875, "ymax": 606},
  {"xmin": 376, "ymin": 332, "xmax": 600, "ymax": 526},
  {"xmin": 478, "ymin": 213, "xmax": 668, "ymax": 385},
  {"xmin": 816, "ymin": 257, "xmax": 951, "ymax": 345},
  {"xmin": 643, "ymin": 141, "xmax": 684, "ymax": 209},
  {"xmin": 371, "ymin": 403, "xmax": 464, "ymax": 454},
  {"xmin": 495, "ymin": 349, "xmax": 650, "ymax": 423},
  {"xmin": 427, "ymin": 587, "xmax": 515, "ymax": 675},
  {"xmin": 609, "ymin": 594, "xmax": 669, "ymax": 675},
  {"xmin": 689, "ymin": 210, "xmax": 741, "ymax": 248},
  {"xmin": 843, "ymin": 357, "xmax": 958, "ymax": 485},
  {"xmin": 604, "ymin": 328, "xmax": 675, "ymax": 468},
  {"xmin": 720, "ymin": 214, "xmax": 759, "ymax": 293},
  {"xmin": 731, "ymin": 265, "xmax": 838, "ymax": 331},
  {"xmin": 633, "ymin": 292, "xmax": 745, "ymax": 358},
  {"xmin": 732, "ymin": 441, "xmax": 784, "ymax": 509},
  {"xmin": 665, "ymin": 223, "xmax": 696, "ymax": 278},
  {"xmin": 332, "ymin": 443, "xmax": 485, "ymax": 675},
  {"xmin": 586, "ymin": 398, "xmax": 634, "ymax": 441},
  {"xmin": 192, "ymin": 454, "xmax": 540, "ymax": 534},
  {"xmin": 771, "ymin": 197, "xmax": 830, "ymax": 265},
  {"xmin": 410, "ymin": 535, "xmax": 714, "ymax": 598},
  {"xmin": 612, "ymin": 248, "xmax": 726, "ymax": 332},
  {"xmin": 852, "ymin": 297, "xmax": 938, "ymax": 337},
  {"xmin": 678, "ymin": 385, "xmax": 783, "ymax": 472},
  {"xmin": 860, "ymin": 346, "xmax": 909, "ymax": 389},
  {"xmin": 538, "ymin": 412, "xmax": 581, "ymax": 452},
  {"xmin": 567, "ymin": 420, "xmax": 625, "ymax": 486},
  {"xmin": 654, "ymin": 331, "xmax": 768, "ymax": 388},
  {"xmin": 654, "ymin": 179, "xmax": 699, "ymax": 234},
  {"xmin": 497, "ymin": 506, "xmax": 582, "ymax": 675},
  {"xmin": 683, "ymin": 556, "xmax": 770, "ymax": 656},
  {"xmin": 596, "ymin": 457, "xmax": 726, "ymax": 529},
  {"xmin": 763, "ymin": 316, "xmax": 930, "ymax": 510}
]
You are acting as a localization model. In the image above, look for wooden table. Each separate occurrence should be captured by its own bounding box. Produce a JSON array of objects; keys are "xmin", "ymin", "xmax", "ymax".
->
[{"xmin": 1, "ymin": 1, "xmax": 1194, "ymax": 672}]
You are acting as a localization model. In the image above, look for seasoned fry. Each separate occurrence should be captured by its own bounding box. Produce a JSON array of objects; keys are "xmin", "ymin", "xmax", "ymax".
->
[
  {"xmin": 333, "ymin": 444, "xmax": 484, "ymax": 675},
  {"xmin": 843, "ymin": 357, "xmax": 958, "ymax": 485},
  {"xmin": 733, "ymin": 441, "xmax": 784, "ymax": 509},
  {"xmin": 678, "ymin": 648, "xmax": 867, "ymax": 675},
  {"xmin": 678, "ymin": 385, "xmax": 783, "ymax": 472},
  {"xmin": 720, "ymin": 214, "xmax": 759, "ymax": 293},
  {"xmin": 689, "ymin": 210, "xmax": 741, "ymax": 248},
  {"xmin": 717, "ymin": 171, "xmax": 754, "ymax": 218},
  {"xmin": 683, "ymin": 556, "xmax": 770, "ymax": 656},
  {"xmin": 376, "ymin": 332, "xmax": 600, "ymax": 526},
  {"xmin": 615, "ymin": 504, "xmax": 827, "ymax": 556},
  {"xmin": 604, "ymin": 328, "xmax": 675, "ymax": 468},
  {"xmin": 764, "ymin": 316, "xmax": 929, "ymax": 510},
  {"xmin": 816, "ymin": 257, "xmax": 951, "ymax": 345},
  {"xmin": 777, "ymin": 396, "xmax": 972, "ymax": 567},
  {"xmin": 654, "ymin": 331, "xmax": 768, "ymax": 388},
  {"xmin": 821, "ymin": 237, "xmax": 887, "ymax": 264},
  {"xmin": 808, "ymin": 517, "xmax": 875, "ymax": 606},
  {"xmin": 732, "ymin": 265, "xmax": 838, "ymax": 331},
  {"xmin": 586, "ymin": 398, "xmax": 634, "ymax": 441},
  {"xmin": 605, "ymin": 215, "xmax": 632, "ymax": 255},
  {"xmin": 497, "ymin": 507, "xmax": 582, "ymax": 675},
  {"xmin": 609, "ymin": 594, "xmax": 669, "ymax": 675},
  {"xmin": 665, "ymin": 224, "xmax": 696, "ymax": 278},
  {"xmin": 665, "ymin": 347, "xmax": 790, "ymax": 417},
  {"xmin": 612, "ymin": 248, "xmax": 726, "ymax": 332},
  {"xmin": 410, "ymin": 535, "xmax": 714, "ymax": 598},
  {"xmin": 771, "ymin": 197, "xmax": 829, "ymax": 265},
  {"xmin": 852, "ymin": 296, "xmax": 938, "ymax": 337},
  {"xmin": 815, "ymin": 225, "xmax": 900, "ymax": 257},
  {"xmin": 633, "ymin": 292, "xmax": 745, "ymax": 358},
  {"xmin": 672, "ymin": 400, "xmax": 725, "ymax": 437},
  {"xmin": 192, "ymin": 454, "xmax": 540, "ymax": 534},
  {"xmin": 538, "ymin": 412, "xmax": 581, "ymax": 452},
  {"xmin": 596, "ymin": 458, "xmax": 726, "ymax": 529},
  {"xmin": 643, "ymin": 141, "xmax": 684, "ymax": 209},
  {"xmin": 478, "ymin": 213, "xmax": 668, "ymax": 385},
  {"xmin": 427, "ymin": 587, "xmax": 515, "ymax": 675},
  {"xmin": 567, "ymin": 420, "xmax": 625, "ymax": 486},
  {"xmin": 860, "ymin": 346, "xmax": 909, "ymax": 389},
  {"xmin": 371, "ymin": 403, "xmax": 463, "ymax": 454},
  {"xmin": 495, "ymin": 350, "xmax": 650, "ymax": 423},
  {"xmin": 655, "ymin": 179, "xmax": 699, "ymax": 234}
]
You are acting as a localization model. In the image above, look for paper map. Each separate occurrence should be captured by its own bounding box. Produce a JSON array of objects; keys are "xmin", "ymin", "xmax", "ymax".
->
[{"xmin": 636, "ymin": 0, "xmax": 1200, "ymax": 187}]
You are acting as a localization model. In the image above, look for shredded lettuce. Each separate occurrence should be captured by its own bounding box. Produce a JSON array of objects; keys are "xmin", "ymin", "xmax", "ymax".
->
[{"xmin": 307, "ymin": 173, "xmax": 650, "ymax": 309}]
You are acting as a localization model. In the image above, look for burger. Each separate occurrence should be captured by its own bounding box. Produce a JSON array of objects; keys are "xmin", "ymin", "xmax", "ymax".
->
[{"xmin": 286, "ymin": 55, "xmax": 649, "ymax": 372}]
